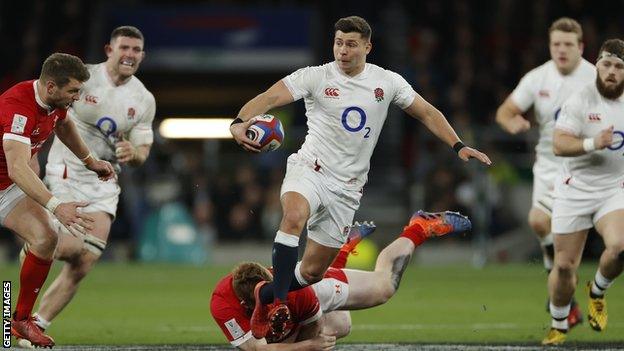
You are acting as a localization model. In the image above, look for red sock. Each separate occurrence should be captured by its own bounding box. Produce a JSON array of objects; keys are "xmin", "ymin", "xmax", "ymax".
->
[
  {"xmin": 331, "ymin": 250, "xmax": 349, "ymax": 269},
  {"xmin": 15, "ymin": 251, "xmax": 52, "ymax": 320},
  {"xmin": 400, "ymin": 224, "xmax": 427, "ymax": 246}
]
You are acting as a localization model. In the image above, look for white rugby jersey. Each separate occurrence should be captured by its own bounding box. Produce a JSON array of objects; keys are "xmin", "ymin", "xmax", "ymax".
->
[
  {"xmin": 47, "ymin": 63, "xmax": 155, "ymax": 181},
  {"xmin": 555, "ymin": 83, "xmax": 624, "ymax": 195},
  {"xmin": 511, "ymin": 59, "xmax": 595, "ymax": 180},
  {"xmin": 283, "ymin": 62, "xmax": 416, "ymax": 188}
]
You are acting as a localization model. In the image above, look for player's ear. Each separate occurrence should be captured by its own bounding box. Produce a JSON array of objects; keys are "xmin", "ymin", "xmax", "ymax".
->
[
  {"xmin": 365, "ymin": 40, "xmax": 372, "ymax": 55},
  {"xmin": 45, "ymin": 80, "xmax": 57, "ymax": 95},
  {"xmin": 104, "ymin": 43, "xmax": 113, "ymax": 57}
]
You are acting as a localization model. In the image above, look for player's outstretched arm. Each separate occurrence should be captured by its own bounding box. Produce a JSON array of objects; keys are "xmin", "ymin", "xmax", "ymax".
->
[
  {"xmin": 403, "ymin": 95, "xmax": 492, "ymax": 165},
  {"xmin": 4, "ymin": 139, "xmax": 94, "ymax": 236},
  {"xmin": 553, "ymin": 126, "xmax": 614, "ymax": 156},
  {"xmin": 54, "ymin": 117, "xmax": 115, "ymax": 180},
  {"xmin": 231, "ymin": 80, "xmax": 294, "ymax": 153},
  {"xmin": 495, "ymin": 97, "xmax": 531, "ymax": 135}
]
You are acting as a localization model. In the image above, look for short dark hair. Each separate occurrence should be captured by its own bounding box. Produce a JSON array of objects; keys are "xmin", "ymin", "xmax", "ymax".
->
[
  {"xmin": 549, "ymin": 17, "xmax": 583, "ymax": 43},
  {"xmin": 110, "ymin": 25, "xmax": 144, "ymax": 42},
  {"xmin": 334, "ymin": 16, "xmax": 371, "ymax": 41},
  {"xmin": 598, "ymin": 39, "xmax": 624, "ymax": 61},
  {"xmin": 40, "ymin": 53, "xmax": 90, "ymax": 87}
]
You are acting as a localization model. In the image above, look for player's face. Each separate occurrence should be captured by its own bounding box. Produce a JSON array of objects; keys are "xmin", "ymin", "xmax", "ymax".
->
[
  {"xmin": 106, "ymin": 36, "xmax": 145, "ymax": 78},
  {"xmin": 333, "ymin": 31, "xmax": 371, "ymax": 76},
  {"xmin": 596, "ymin": 56, "xmax": 624, "ymax": 99},
  {"xmin": 549, "ymin": 30, "xmax": 583, "ymax": 74},
  {"xmin": 47, "ymin": 78, "xmax": 83, "ymax": 109}
]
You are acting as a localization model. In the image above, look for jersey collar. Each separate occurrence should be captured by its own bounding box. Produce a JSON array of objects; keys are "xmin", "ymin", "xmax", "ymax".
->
[
  {"xmin": 33, "ymin": 80, "xmax": 52, "ymax": 111},
  {"xmin": 333, "ymin": 61, "xmax": 369, "ymax": 80}
]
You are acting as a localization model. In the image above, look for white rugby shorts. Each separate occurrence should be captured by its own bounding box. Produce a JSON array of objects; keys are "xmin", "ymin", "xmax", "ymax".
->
[
  {"xmin": 45, "ymin": 165, "xmax": 120, "ymax": 218},
  {"xmin": 311, "ymin": 268, "xmax": 349, "ymax": 312},
  {"xmin": 552, "ymin": 184, "xmax": 624, "ymax": 234},
  {"xmin": 0, "ymin": 183, "xmax": 27, "ymax": 225},
  {"xmin": 280, "ymin": 154, "xmax": 362, "ymax": 248}
]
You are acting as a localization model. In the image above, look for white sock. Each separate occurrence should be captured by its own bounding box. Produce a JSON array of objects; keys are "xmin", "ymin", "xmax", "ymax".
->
[
  {"xmin": 293, "ymin": 261, "xmax": 310, "ymax": 286},
  {"xmin": 33, "ymin": 313, "xmax": 51, "ymax": 330},
  {"xmin": 591, "ymin": 270, "xmax": 613, "ymax": 297},
  {"xmin": 274, "ymin": 230, "xmax": 299, "ymax": 247},
  {"xmin": 549, "ymin": 302, "xmax": 570, "ymax": 330}
]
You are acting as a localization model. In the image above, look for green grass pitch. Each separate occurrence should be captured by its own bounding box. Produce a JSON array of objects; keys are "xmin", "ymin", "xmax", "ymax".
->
[{"xmin": 3, "ymin": 262, "xmax": 623, "ymax": 345}]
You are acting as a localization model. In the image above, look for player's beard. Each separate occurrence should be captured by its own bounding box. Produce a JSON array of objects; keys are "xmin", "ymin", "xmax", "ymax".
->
[{"xmin": 596, "ymin": 75, "xmax": 624, "ymax": 100}]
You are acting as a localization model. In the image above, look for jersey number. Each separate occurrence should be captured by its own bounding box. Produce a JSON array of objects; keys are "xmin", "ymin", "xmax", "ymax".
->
[{"xmin": 341, "ymin": 107, "xmax": 370, "ymax": 138}]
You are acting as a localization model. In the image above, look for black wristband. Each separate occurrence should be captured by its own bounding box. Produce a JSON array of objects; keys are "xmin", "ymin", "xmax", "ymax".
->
[
  {"xmin": 453, "ymin": 141, "xmax": 466, "ymax": 154},
  {"xmin": 230, "ymin": 117, "xmax": 244, "ymax": 126}
]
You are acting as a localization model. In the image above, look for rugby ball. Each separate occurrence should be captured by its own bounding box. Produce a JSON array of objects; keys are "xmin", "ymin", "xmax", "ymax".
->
[{"xmin": 246, "ymin": 114, "xmax": 284, "ymax": 152}]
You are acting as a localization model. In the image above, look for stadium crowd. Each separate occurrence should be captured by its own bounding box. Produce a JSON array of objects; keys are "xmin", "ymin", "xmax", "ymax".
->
[{"xmin": 1, "ymin": 0, "xmax": 622, "ymax": 254}]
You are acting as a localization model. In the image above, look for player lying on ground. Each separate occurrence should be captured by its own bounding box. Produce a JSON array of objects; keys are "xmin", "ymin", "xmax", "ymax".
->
[{"xmin": 210, "ymin": 210, "xmax": 471, "ymax": 350}]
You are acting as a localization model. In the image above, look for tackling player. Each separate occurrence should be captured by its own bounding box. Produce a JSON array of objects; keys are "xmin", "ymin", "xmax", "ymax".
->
[
  {"xmin": 1, "ymin": 53, "xmax": 114, "ymax": 347},
  {"xmin": 229, "ymin": 15, "xmax": 491, "ymax": 337},
  {"xmin": 543, "ymin": 39, "xmax": 624, "ymax": 345},
  {"xmin": 19, "ymin": 26, "xmax": 155, "ymax": 338},
  {"xmin": 210, "ymin": 210, "xmax": 471, "ymax": 349},
  {"xmin": 495, "ymin": 17, "xmax": 594, "ymax": 327}
]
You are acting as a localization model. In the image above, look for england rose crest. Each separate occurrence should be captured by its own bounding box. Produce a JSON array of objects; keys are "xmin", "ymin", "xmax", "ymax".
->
[{"xmin": 374, "ymin": 88, "xmax": 384, "ymax": 102}]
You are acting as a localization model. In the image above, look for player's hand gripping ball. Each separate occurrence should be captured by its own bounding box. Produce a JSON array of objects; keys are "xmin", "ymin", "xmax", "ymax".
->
[{"xmin": 246, "ymin": 114, "xmax": 284, "ymax": 152}]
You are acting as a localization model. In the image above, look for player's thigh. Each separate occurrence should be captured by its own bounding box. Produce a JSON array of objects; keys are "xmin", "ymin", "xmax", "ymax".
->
[
  {"xmin": 280, "ymin": 155, "xmax": 322, "ymax": 217},
  {"xmin": 342, "ymin": 269, "xmax": 388, "ymax": 309},
  {"xmin": 595, "ymin": 209, "xmax": 624, "ymax": 250},
  {"xmin": 3, "ymin": 195, "xmax": 55, "ymax": 243}
]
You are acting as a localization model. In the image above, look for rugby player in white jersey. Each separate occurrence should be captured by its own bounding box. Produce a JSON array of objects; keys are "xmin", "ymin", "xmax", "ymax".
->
[
  {"xmin": 229, "ymin": 15, "xmax": 491, "ymax": 338},
  {"xmin": 495, "ymin": 17, "xmax": 595, "ymax": 327},
  {"xmin": 19, "ymin": 26, "xmax": 155, "ymax": 338},
  {"xmin": 542, "ymin": 39, "xmax": 624, "ymax": 345}
]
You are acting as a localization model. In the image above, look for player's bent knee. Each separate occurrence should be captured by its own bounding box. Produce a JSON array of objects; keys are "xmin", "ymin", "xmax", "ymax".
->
[
  {"xmin": 528, "ymin": 215, "xmax": 549, "ymax": 237},
  {"xmin": 299, "ymin": 268, "xmax": 324, "ymax": 285},
  {"xmin": 554, "ymin": 262, "xmax": 576, "ymax": 277},
  {"xmin": 30, "ymin": 228, "xmax": 58, "ymax": 254},
  {"xmin": 281, "ymin": 210, "xmax": 307, "ymax": 233}
]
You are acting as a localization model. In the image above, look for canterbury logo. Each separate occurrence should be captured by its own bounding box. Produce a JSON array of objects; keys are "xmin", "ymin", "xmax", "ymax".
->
[
  {"xmin": 324, "ymin": 87, "xmax": 340, "ymax": 97},
  {"xmin": 588, "ymin": 113, "xmax": 601, "ymax": 122},
  {"xmin": 85, "ymin": 95, "xmax": 98, "ymax": 104}
]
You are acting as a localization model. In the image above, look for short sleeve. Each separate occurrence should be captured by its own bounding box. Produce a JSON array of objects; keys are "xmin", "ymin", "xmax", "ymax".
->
[
  {"xmin": 555, "ymin": 94, "xmax": 585, "ymax": 137},
  {"xmin": 0, "ymin": 103, "xmax": 36, "ymax": 145},
  {"xmin": 210, "ymin": 295, "xmax": 253, "ymax": 347},
  {"xmin": 129, "ymin": 93, "xmax": 155, "ymax": 146},
  {"xmin": 293, "ymin": 287, "xmax": 321, "ymax": 326},
  {"xmin": 388, "ymin": 71, "xmax": 417, "ymax": 109},
  {"xmin": 510, "ymin": 69, "xmax": 538, "ymax": 112},
  {"xmin": 282, "ymin": 66, "xmax": 322, "ymax": 101}
]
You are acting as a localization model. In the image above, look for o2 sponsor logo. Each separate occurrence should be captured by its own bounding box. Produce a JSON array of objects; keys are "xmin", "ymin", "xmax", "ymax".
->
[
  {"xmin": 96, "ymin": 117, "xmax": 117, "ymax": 136},
  {"xmin": 341, "ymin": 107, "xmax": 371, "ymax": 138},
  {"xmin": 607, "ymin": 130, "xmax": 624, "ymax": 151}
]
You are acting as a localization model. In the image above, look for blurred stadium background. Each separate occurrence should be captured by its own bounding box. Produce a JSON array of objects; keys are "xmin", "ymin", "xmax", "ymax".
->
[{"xmin": 1, "ymin": 0, "xmax": 624, "ymax": 348}]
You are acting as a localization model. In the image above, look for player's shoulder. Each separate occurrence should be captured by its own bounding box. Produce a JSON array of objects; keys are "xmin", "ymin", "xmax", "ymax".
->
[
  {"xmin": 0, "ymin": 80, "xmax": 37, "ymax": 111},
  {"xmin": 524, "ymin": 60, "xmax": 556, "ymax": 80},
  {"xmin": 127, "ymin": 75, "xmax": 155, "ymax": 100},
  {"xmin": 576, "ymin": 58, "xmax": 597, "ymax": 77},
  {"xmin": 566, "ymin": 83, "xmax": 598, "ymax": 109}
]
